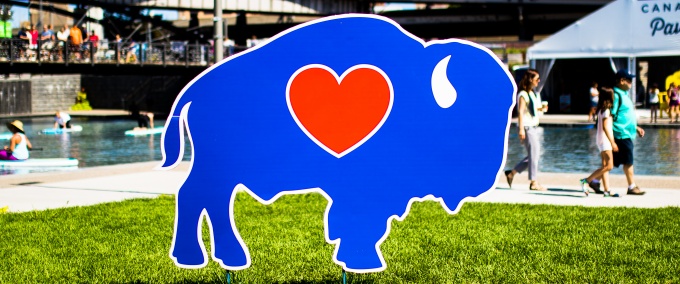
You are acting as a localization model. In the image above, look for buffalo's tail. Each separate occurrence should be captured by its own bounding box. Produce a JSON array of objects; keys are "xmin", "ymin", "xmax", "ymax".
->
[{"xmin": 158, "ymin": 102, "xmax": 192, "ymax": 169}]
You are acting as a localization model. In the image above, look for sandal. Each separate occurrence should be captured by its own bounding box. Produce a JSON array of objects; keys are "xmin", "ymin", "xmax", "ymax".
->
[
  {"xmin": 627, "ymin": 186, "xmax": 646, "ymax": 195},
  {"xmin": 529, "ymin": 182, "xmax": 547, "ymax": 191},
  {"xmin": 579, "ymin": 178, "xmax": 589, "ymax": 196},
  {"xmin": 505, "ymin": 170, "xmax": 514, "ymax": 188}
]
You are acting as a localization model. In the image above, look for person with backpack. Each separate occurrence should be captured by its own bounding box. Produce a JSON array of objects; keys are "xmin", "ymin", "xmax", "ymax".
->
[
  {"xmin": 579, "ymin": 87, "xmax": 619, "ymax": 197},
  {"xmin": 588, "ymin": 69, "xmax": 645, "ymax": 195}
]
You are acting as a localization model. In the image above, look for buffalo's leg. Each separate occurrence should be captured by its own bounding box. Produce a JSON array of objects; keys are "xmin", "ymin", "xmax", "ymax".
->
[
  {"xmin": 207, "ymin": 187, "xmax": 249, "ymax": 268},
  {"xmin": 328, "ymin": 202, "xmax": 389, "ymax": 271},
  {"xmin": 170, "ymin": 176, "xmax": 208, "ymax": 266}
]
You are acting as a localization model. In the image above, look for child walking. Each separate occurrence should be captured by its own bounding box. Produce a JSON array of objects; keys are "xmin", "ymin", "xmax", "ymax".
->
[{"xmin": 580, "ymin": 87, "xmax": 619, "ymax": 197}]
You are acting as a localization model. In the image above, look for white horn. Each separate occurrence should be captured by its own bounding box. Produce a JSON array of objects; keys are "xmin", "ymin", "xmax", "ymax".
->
[{"xmin": 431, "ymin": 55, "xmax": 457, "ymax": 108}]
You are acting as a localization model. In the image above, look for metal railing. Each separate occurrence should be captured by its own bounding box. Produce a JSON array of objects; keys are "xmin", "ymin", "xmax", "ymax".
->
[{"xmin": 0, "ymin": 38, "xmax": 244, "ymax": 67}]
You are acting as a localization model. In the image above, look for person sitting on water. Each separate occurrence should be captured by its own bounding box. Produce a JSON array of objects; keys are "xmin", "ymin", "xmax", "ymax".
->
[
  {"xmin": 54, "ymin": 111, "xmax": 72, "ymax": 129},
  {"xmin": 133, "ymin": 112, "xmax": 154, "ymax": 131},
  {"xmin": 0, "ymin": 120, "xmax": 33, "ymax": 161}
]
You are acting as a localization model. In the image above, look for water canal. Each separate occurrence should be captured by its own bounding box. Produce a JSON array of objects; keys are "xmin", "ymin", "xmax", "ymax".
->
[
  {"xmin": 0, "ymin": 117, "xmax": 191, "ymax": 175},
  {"xmin": 1, "ymin": 118, "xmax": 679, "ymax": 176}
]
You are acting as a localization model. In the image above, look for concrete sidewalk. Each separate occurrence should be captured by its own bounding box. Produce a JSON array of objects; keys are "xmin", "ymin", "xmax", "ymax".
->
[{"xmin": 1, "ymin": 161, "xmax": 678, "ymax": 213}]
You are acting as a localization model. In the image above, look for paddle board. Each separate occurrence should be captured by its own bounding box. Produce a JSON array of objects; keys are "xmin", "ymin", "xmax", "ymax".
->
[
  {"xmin": 125, "ymin": 127, "xmax": 163, "ymax": 136},
  {"xmin": 41, "ymin": 125, "xmax": 83, "ymax": 134},
  {"xmin": 0, "ymin": 132, "xmax": 13, "ymax": 140},
  {"xmin": 0, "ymin": 158, "xmax": 79, "ymax": 168}
]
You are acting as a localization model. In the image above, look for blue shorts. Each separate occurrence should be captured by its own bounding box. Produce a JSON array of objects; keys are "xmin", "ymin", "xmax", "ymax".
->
[{"xmin": 613, "ymin": 138, "xmax": 634, "ymax": 167}]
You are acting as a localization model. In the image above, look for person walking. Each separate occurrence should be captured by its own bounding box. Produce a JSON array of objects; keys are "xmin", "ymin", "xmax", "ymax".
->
[
  {"xmin": 504, "ymin": 69, "xmax": 548, "ymax": 191},
  {"xmin": 648, "ymin": 83, "xmax": 660, "ymax": 123},
  {"xmin": 589, "ymin": 69, "xmax": 645, "ymax": 195},
  {"xmin": 580, "ymin": 87, "xmax": 619, "ymax": 197}
]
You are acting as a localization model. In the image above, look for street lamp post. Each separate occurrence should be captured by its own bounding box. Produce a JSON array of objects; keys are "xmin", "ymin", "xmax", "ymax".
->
[{"xmin": 214, "ymin": 0, "xmax": 223, "ymax": 62}]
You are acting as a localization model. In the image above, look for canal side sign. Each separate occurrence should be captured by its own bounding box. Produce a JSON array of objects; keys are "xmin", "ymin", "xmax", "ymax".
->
[{"xmin": 159, "ymin": 14, "xmax": 516, "ymax": 273}]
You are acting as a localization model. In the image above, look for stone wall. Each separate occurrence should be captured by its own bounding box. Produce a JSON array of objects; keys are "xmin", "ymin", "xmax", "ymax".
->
[
  {"xmin": 0, "ymin": 74, "xmax": 189, "ymax": 116},
  {"xmin": 0, "ymin": 79, "xmax": 32, "ymax": 115},
  {"xmin": 30, "ymin": 74, "xmax": 81, "ymax": 113},
  {"xmin": 82, "ymin": 75, "xmax": 191, "ymax": 114}
]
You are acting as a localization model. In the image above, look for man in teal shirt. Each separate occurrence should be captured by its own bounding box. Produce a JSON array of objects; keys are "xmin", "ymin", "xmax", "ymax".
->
[{"xmin": 609, "ymin": 69, "xmax": 646, "ymax": 195}]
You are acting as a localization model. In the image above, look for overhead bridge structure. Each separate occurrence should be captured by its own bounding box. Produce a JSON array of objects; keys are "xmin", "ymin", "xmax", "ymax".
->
[
  {"xmin": 20, "ymin": 0, "xmax": 612, "ymax": 40},
  {"xmin": 33, "ymin": 0, "xmax": 371, "ymax": 15},
  {"xmin": 23, "ymin": 0, "xmax": 613, "ymax": 16}
]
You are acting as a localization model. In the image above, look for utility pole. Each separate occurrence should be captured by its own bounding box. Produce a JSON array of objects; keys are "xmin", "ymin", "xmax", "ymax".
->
[{"xmin": 214, "ymin": 0, "xmax": 224, "ymax": 62}]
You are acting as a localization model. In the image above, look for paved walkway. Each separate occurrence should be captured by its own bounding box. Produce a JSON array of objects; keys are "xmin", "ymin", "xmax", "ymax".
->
[{"xmin": 1, "ymin": 161, "xmax": 678, "ymax": 213}]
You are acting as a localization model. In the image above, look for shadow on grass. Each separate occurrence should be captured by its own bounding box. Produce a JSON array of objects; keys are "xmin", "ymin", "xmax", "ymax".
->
[
  {"xmin": 273, "ymin": 280, "xmax": 376, "ymax": 284},
  {"xmin": 123, "ymin": 278, "xmax": 376, "ymax": 284}
]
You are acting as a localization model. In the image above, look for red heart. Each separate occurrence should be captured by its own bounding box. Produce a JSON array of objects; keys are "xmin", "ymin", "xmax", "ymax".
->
[{"xmin": 288, "ymin": 65, "xmax": 393, "ymax": 157}]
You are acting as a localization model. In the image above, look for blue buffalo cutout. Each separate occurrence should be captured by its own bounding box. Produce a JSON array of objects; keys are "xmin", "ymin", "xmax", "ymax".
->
[{"xmin": 160, "ymin": 14, "xmax": 517, "ymax": 273}]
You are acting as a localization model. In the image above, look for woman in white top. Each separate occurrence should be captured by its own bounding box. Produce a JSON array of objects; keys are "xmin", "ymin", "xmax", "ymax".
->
[
  {"xmin": 580, "ymin": 88, "xmax": 619, "ymax": 197},
  {"xmin": 648, "ymin": 83, "xmax": 660, "ymax": 123},
  {"xmin": 56, "ymin": 26, "xmax": 70, "ymax": 61},
  {"xmin": 0, "ymin": 120, "xmax": 32, "ymax": 160},
  {"xmin": 504, "ymin": 69, "xmax": 548, "ymax": 191}
]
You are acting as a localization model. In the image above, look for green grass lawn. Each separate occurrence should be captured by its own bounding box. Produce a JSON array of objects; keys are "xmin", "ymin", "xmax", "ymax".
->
[{"xmin": 1, "ymin": 193, "xmax": 679, "ymax": 283}]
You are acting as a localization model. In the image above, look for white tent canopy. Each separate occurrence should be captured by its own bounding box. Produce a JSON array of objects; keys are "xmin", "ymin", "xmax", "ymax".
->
[
  {"xmin": 527, "ymin": 0, "xmax": 680, "ymax": 99},
  {"xmin": 528, "ymin": 0, "xmax": 680, "ymax": 60}
]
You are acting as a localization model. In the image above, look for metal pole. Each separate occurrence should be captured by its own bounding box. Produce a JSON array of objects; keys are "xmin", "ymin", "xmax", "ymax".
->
[
  {"xmin": 139, "ymin": 42, "xmax": 143, "ymax": 67},
  {"xmin": 39, "ymin": 0, "xmax": 43, "ymax": 30},
  {"xmin": 90, "ymin": 41, "xmax": 94, "ymax": 66},
  {"xmin": 9, "ymin": 39, "xmax": 13, "ymax": 65},
  {"xmin": 214, "ymin": 0, "xmax": 223, "ymax": 62},
  {"xmin": 64, "ymin": 40, "xmax": 69, "ymax": 66},
  {"xmin": 37, "ymin": 39, "xmax": 41, "ymax": 64},
  {"xmin": 115, "ymin": 41, "xmax": 120, "ymax": 66},
  {"xmin": 629, "ymin": 56, "xmax": 636, "ymax": 103},
  {"xmin": 224, "ymin": 18, "xmax": 229, "ymax": 56}
]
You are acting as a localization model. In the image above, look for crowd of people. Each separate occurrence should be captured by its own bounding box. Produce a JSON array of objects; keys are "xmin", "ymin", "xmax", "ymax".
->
[
  {"xmin": 3, "ymin": 25, "xmax": 242, "ymax": 64},
  {"xmin": 11, "ymin": 24, "xmax": 100, "ymax": 62},
  {"xmin": 505, "ymin": 68, "xmax": 647, "ymax": 197}
]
